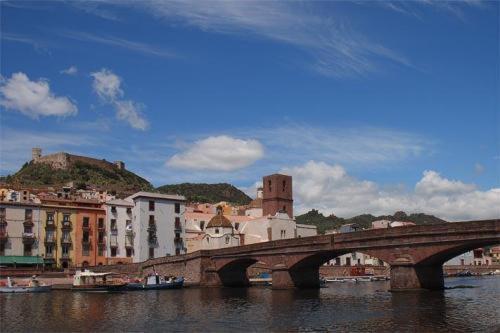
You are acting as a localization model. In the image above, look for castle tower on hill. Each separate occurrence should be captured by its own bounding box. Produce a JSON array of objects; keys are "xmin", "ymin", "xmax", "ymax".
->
[
  {"xmin": 32, "ymin": 147, "xmax": 42, "ymax": 161},
  {"xmin": 262, "ymin": 174, "xmax": 293, "ymax": 218}
]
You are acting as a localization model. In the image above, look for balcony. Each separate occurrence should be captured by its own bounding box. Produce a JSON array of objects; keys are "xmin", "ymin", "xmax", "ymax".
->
[
  {"xmin": 147, "ymin": 223, "xmax": 156, "ymax": 233},
  {"xmin": 45, "ymin": 219, "xmax": 55, "ymax": 229},
  {"xmin": 61, "ymin": 236, "xmax": 72, "ymax": 245},
  {"xmin": 44, "ymin": 252, "xmax": 54, "ymax": 259},
  {"xmin": 174, "ymin": 236, "xmax": 183, "ymax": 243},
  {"xmin": 61, "ymin": 253, "xmax": 70, "ymax": 259},
  {"xmin": 61, "ymin": 221, "xmax": 72, "ymax": 230},
  {"xmin": 45, "ymin": 234, "xmax": 56, "ymax": 244},
  {"xmin": 110, "ymin": 237, "xmax": 118, "ymax": 248},
  {"xmin": 82, "ymin": 224, "xmax": 90, "ymax": 231},
  {"xmin": 82, "ymin": 238, "xmax": 91, "ymax": 245},
  {"xmin": 22, "ymin": 232, "xmax": 35, "ymax": 244},
  {"xmin": 98, "ymin": 224, "xmax": 105, "ymax": 231},
  {"xmin": 98, "ymin": 237, "xmax": 106, "ymax": 246},
  {"xmin": 148, "ymin": 234, "xmax": 157, "ymax": 246}
]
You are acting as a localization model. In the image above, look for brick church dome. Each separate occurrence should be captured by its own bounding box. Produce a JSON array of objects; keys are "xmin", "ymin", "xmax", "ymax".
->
[{"xmin": 207, "ymin": 206, "xmax": 233, "ymax": 228}]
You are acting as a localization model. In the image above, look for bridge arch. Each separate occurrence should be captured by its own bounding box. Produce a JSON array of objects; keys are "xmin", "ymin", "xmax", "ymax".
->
[{"xmin": 216, "ymin": 258, "xmax": 262, "ymax": 287}]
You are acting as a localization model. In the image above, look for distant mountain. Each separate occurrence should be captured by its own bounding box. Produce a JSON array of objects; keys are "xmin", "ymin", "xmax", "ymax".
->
[
  {"xmin": 4, "ymin": 159, "xmax": 153, "ymax": 197},
  {"xmin": 156, "ymin": 183, "xmax": 252, "ymax": 205},
  {"xmin": 295, "ymin": 209, "xmax": 447, "ymax": 234}
]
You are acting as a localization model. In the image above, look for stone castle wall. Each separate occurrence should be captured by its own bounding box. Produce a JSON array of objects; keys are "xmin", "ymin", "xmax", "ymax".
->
[{"xmin": 33, "ymin": 152, "xmax": 118, "ymax": 171}]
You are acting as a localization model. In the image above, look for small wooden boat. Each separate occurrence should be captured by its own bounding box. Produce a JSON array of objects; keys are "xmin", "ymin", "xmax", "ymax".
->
[
  {"xmin": 72, "ymin": 270, "xmax": 127, "ymax": 292},
  {"xmin": 126, "ymin": 273, "xmax": 184, "ymax": 290},
  {"xmin": 0, "ymin": 276, "xmax": 51, "ymax": 293}
]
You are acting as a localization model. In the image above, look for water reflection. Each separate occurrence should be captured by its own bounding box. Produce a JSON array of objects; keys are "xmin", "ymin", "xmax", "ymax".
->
[{"xmin": 1, "ymin": 277, "xmax": 498, "ymax": 332}]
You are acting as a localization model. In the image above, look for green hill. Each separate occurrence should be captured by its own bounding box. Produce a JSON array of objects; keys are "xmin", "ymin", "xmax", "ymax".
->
[
  {"xmin": 156, "ymin": 183, "xmax": 252, "ymax": 205},
  {"xmin": 4, "ymin": 160, "xmax": 153, "ymax": 197},
  {"xmin": 296, "ymin": 209, "xmax": 447, "ymax": 234}
]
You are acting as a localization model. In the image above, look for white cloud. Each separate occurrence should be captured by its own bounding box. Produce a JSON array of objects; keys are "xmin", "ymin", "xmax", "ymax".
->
[
  {"xmin": 114, "ymin": 100, "xmax": 148, "ymax": 131},
  {"xmin": 90, "ymin": 68, "xmax": 148, "ymax": 130},
  {"xmin": 282, "ymin": 161, "xmax": 500, "ymax": 221},
  {"xmin": 91, "ymin": 68, "xmax": 123, "ymax": 101},
  {"xmin": 60, "ymin": 66, "xmax": 78, "ymax": 75},
  {"xmin": 0, "ymin": 72, "xmax": 77, "ymax": 118},
  {"xmin": 167, "ymin": 135, "xmax": 264, "ymax": 171},
  {"xmin": 101, "ymin": 1, "xmax": 410, "ymax": 77}
]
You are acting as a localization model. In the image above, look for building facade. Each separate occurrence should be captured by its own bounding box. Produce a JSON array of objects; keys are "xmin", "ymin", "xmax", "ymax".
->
[
  {"xmin": 126, "ymin": 192, "xmax": 186, "ymax": 262},
  {"xmin": 262, "ymin": 174, "xmax": 293, "ymax": 218},
  {"xmin": 105, "ymin": 199, "xmax": 134, "ymax": 265},
  {"xmin": 0, "ymin": 202, "xmax": 41, "ymax": 258}
]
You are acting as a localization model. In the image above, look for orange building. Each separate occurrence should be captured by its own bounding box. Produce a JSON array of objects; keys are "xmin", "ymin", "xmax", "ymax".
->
[{"xmin": 75, "ymin": 207, "xmax": 107, "ymax": 267}]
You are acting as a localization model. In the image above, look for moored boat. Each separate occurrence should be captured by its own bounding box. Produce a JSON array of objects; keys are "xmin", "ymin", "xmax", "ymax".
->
[
  {"xmin": 72, "ymin": 270, "xmax": 126, "ymax": 292},
  {"xmin": 126, "ymin": 273, "xmax": 184, "ymax": 290},
  {"xmin": 0, "ymin": 276, "xmax": 51, "ymax": 293}
]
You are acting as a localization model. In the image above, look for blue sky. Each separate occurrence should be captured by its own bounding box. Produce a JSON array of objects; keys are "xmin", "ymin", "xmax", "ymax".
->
[{"xmin": 1, "ymin": 1, "xmax": 498, "ymax": 220}]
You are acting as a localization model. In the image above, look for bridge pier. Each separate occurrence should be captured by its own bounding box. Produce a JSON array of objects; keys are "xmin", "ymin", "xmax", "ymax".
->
[
  {"xmin": 390, "ymin": 264, "xmax": 444, "ymax": 291},
  {"xmin": 271, "ymin": 264, "xmax": 320, "ymax": 289}
]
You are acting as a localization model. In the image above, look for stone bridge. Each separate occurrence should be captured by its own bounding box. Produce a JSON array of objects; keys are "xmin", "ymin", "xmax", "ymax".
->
[{"xmin": 105, "ymin": 219, "xmax": 500, "ymax": 290}]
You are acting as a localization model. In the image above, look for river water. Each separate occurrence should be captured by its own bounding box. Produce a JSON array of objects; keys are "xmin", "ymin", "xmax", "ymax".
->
[{"xmin": 1, "ymin": 276, "xmax": 499, "ymax": 332}]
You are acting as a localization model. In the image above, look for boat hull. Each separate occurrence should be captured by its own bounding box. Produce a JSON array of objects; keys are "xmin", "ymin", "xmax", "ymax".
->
[
  {"xmin": 72, "ymin": 284, "xmax": 127, "ymax": 292},
  {"xmin": 126, "ymin": 278, "xmax": 184, "ymax": 291}
]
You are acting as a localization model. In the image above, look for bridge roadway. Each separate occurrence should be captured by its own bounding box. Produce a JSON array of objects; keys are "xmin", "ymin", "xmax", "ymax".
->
[{"xmin": 102, "ymin": 219, "xmax": 500, "ymax": 290}]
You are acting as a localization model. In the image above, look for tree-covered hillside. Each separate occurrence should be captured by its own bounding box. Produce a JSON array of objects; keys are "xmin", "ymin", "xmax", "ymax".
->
[
  {"xmin": 295, "ymin": 209, "xmax": 447, "ymax": 234},
  {"xmin": 156, "ymin": 183, "xmax": 252, "ymax": 205}
]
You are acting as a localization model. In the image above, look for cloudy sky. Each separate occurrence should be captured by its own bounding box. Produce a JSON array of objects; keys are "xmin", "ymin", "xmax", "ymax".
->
[{"xmin": 1, "ymin": 1, "xmax": 498, "ymax": 220}]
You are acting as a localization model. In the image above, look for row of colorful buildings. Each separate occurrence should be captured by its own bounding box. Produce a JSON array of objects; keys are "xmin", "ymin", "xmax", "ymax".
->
[{"xmin": 0, "ymin": 190, "xmax": 186, "ymax": 268}]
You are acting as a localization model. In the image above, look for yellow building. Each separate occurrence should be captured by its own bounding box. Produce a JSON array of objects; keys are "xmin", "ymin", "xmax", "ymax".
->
[{"xmin": 39, "ymin": 201, "xmax": 78, "ymax": 269}]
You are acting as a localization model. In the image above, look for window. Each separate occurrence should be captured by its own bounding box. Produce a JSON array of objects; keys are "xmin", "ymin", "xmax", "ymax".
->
[
  {"xmin": 175, "ymin": 248, "xmax": 181, "ymax": 255},
  {"xmin": 47, "ymin": 213, "xmax": 54, "ymax": 222},
  {"xmin": 111, "ymin": 219, "xmax": 117, "ymax": 231},
  {"xmin": 82, "ymin": 231, "xmax": 89, "ymax": 243},
  {"xmin": 225, "ymin": 236, "xmax": 230, "ymax": 244},
  {"xmin": 175, "ymin": 203, "xmax": 180, "ymax": 214},
  {"xmin": 0, "ymin": 208, "xmax": 5, "ymax": 218},
  {"xmin": 283, "ymin": 206, "xmax": 286, "ymax": 213},
  {"xmin": 63, "ymin": 214, "xmax": 70, "ymax": 223},
  {"xmin": 0, "ymin": 243, "xmax": 4, "ymax": 256},
  {"xmin": 215, "ymin": 228, "xmax": 219, "ymax": 234},
  {"xmin": 82, "ymin": 217, "xmax": 89, "ymax": 228},
  {"xmin": 24, "ymin": 225, "xmax": 32, "ymax": 234},
  {"xmin": 149, "ymin": 215, "xmax": 155, "ymax": 224},
  {"xmin": 200, "ymin": 221, "xmax": 205, "ymax": 230},
  {"xmin": 82, "ymin": 244, "xmax": 90, "ymax": 256},
  {"xmin": 282, "ymin": 180, "xmax": 286, "ymax": 192},
  {"xmin": 111, "ymin": 247, "xmax": 117, "ymax": 257},
  {"xmin": 126, "ymin": 248, "xmax": 133, "ymax": 257},
  {"xmin": 98, "ymin": 218, "xmax": 104, "ymax": 229},
  {"xmin": 25, "ymin": 209, "xmax": 32, "ymax": 220},
  {"xmin": 335, "ymin": 258, "xmax": 341, "ymax": 265},
  {"xmin": 175, "ymin": 217, "xmax": 181, "ymax": 229},
  {"xmin": 268, "ymin": 180, "xmax": 272, "ymax": 191},
  {"xmin": 62, "ymin": 245, "xmax": 69, "ymax": 255},
  {"xmin": 149, "ymin": 247, "xmax": 154, "ymax": 259},
  {"xmin": 234, "ymin": 223, "xmax": 239, "ymax": 230},
  {"xmin": 149, "ymin": 200, "xmax": 155, "ymax": 211},
  {"xmin": 98, "ymin": 232, "xmax": 104, "ymax": 243},
  {"xmin": 98, "ymin": 246, "xmax": 103, "ymax": 256},
  {"xmin": 24, "ymin": 244, "xmax": 32, "ymax": 256}
]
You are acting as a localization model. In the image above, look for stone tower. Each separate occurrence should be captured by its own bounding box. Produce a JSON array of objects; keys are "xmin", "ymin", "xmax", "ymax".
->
[
  {"xmin": 262, "ymin": 174, "xmax": 293, "ymax": 218},
  {"xmin": 32, "ymin": 148, "xmax": 42, "ymax": 161}
]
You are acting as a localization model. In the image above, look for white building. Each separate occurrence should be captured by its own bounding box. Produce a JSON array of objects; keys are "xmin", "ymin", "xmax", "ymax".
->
[
  {"xmin": 126, "ymin": 192, "xmax": 186, "ymax": 262},
  {"xmin": 201, "ymin": 207, "xmax": 240, "ymax": 250},
  {"xmin": 105, "ymin": 199, "xmax": 134, "ymax": 264}
]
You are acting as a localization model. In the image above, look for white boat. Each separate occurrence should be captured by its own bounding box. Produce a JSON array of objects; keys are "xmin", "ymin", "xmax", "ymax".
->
[
  {"xmin": 0, "ymin": 276, "xmax": 51, "ymax": 293},
  {"xmin": 72, "ymin": 270, "xmax": 126, "ymax": 292}
]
